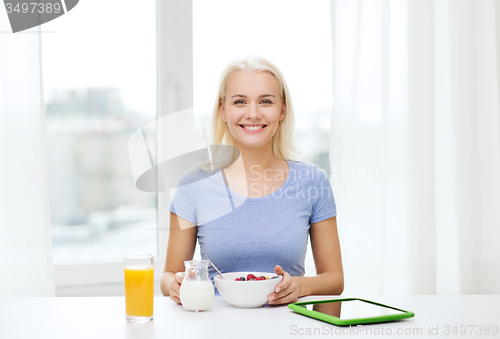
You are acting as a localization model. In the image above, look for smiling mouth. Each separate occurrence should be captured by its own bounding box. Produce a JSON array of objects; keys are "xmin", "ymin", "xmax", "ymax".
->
[{"xmin": 239, "ymin": 125, "xmax": 267, "ymax": 131}]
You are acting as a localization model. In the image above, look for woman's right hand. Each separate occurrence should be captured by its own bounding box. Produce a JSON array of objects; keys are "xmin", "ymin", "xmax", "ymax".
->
[{"xmin": 169, "ymin": 272, "xmax": 185, "ymax": 304}]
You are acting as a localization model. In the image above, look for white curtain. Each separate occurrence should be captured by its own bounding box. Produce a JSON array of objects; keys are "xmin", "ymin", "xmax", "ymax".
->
[
  {"xmin": 330, "ymin": 0, "xmax": 500, "ymax": 295},
  {"xmin": 0, "ymin": 16, "xmax": 55, "ymax": 296}
]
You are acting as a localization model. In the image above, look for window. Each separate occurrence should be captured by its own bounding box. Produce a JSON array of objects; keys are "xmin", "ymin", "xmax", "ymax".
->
[{"xmin": 42, "ymin": 1, "xmax": 157, "ymax": 271}]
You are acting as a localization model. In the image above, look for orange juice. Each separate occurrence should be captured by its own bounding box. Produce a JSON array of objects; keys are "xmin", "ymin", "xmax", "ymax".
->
[{"xmin": 124, "ymin": 265, "xmax": 154, "ymax": 317}]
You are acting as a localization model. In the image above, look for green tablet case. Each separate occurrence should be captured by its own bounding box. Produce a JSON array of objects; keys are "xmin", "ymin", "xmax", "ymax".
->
[{"xmin": 288, "ymin": 298, "xmax": 415, "ymax": 326}]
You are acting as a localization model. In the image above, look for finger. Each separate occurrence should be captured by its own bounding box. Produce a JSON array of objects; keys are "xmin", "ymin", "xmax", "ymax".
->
[
  {"xmin": 269, "ymin": 289, "xmax": 293, "ymax": 305},
  {"xmin": 273, "ymin": 290, "xmax": 296, "ymax": 305},
  {"xmin": 275, "ymin": 274, "xmax": 290, "ymax": 293},
  {"xmin": 170, "ymin": 288, "xmax": 181, "ymax": 304},
  {"xmin": 269, "ymin": 284, "xmax": 292, "ymax": 302},
  {"xmin": 274, "ymin": 265, "xmax": 284, "ymax": 275},
  {"xmin": 275, "ymin": 281, "xmax": 293, "ymax": 300},
  {"xmin": 170, "ymin": 278, "xmax": 180, "ymax": 290},
  {"xmin": 175, "ymin": 272, "xmax": 185, "ymax": 284},
  {"xmin": 169, "ymin": 285, "xmax": 179, "ymax": 298},
  {"xmin": 169, "ymin": 281, "xmax": 180, "ymax": 298},
  {"xmin": 171, "ymin": 295, "xmax": 181, "ymax": 304}
]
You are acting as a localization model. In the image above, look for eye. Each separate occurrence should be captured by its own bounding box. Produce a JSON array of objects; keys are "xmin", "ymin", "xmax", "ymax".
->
[
  {"xmin": 234, "ymin": 99, "xmax": 245, "ymax": 105},
  {"xmin": 261, "ymin": 99, "xmax": 273, "ymax": 104}
]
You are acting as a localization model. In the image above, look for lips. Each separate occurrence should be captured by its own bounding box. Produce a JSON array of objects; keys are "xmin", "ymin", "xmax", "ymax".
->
[{"xmin": 239, "ymin": 124, "xmax": 267, "ymax": 132}]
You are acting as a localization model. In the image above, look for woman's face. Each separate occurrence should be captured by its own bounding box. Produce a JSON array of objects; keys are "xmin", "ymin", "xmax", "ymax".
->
[{"xmin": 220, "ymin": 70, "xmax": 285, "ymax": 151}]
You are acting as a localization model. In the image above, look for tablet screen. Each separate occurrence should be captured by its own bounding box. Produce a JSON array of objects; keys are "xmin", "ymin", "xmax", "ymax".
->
[{"xmin": 298, "ymin": 300, "xmax": 407, "ymax": 320}]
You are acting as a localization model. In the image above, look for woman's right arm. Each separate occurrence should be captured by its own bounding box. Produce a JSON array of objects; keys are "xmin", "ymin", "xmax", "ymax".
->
[{"xmin": 160, "ymin": 212, "xmax": 197, "ymax": 303}]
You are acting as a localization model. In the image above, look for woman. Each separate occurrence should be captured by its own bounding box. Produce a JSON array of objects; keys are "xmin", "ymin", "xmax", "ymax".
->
[{"xmin": 160, "ymin": 56, "xmax": 343, "ymax": 305}]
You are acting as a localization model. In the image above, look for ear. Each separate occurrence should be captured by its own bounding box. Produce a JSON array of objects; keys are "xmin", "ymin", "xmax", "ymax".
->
[
  {"xmin": 219, "ymin": 102, "xmax": 227, "ymax": 122},
  {"xmin": 279, "ymin": 101, "xmax": 286, "ymax": 121}
]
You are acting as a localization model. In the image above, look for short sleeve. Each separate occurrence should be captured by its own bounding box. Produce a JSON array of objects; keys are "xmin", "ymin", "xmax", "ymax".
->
[
  {"xmin": 309, "ymin": 165, "xmax": 337, "ymax": 224},
  {"xmin": 169, "ymin": 168, "xmax": 203, "ymax": 225}
]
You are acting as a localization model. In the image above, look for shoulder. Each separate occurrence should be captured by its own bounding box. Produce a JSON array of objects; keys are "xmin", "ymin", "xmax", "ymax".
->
[
  {"xmin": 171, "ymin": 165, "xmax": 217, "ymax": 209},
  {"xmin": 289, "ymin": 160, "xmax": 329, "ymax": 182},
  {"xmin": 175, "ymin": 165, "xmax": 216, "ymax": 188}
]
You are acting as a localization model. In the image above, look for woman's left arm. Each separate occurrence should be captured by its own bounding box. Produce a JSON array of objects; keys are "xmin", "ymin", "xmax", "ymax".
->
[{"xmin": 268, "ymin": 216, "xmax": 344, "ymax": 305}]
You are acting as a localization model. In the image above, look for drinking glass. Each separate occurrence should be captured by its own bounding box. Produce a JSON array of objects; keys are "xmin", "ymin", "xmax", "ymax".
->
[{"xmin": 124, "ymin": 254, "xmax": 154, "ymax": 322}]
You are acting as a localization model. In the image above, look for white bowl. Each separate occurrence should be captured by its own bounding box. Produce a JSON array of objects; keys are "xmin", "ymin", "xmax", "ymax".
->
[{"xmin": 214, "ymin": 272, "xmax": 283, "ymax": 308}]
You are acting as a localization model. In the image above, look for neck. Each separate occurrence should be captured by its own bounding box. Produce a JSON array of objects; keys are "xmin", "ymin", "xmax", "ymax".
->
[{"xmin": 226, "ymin": 140, "xmax": 284, "ymax": 176}]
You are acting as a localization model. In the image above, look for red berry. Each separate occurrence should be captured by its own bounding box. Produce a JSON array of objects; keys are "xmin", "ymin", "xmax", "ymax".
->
[
  {"xmin": 246, "ymin": 274, "xmax": 256, "ymax": 280},
  {"xmin": 235, "ymin": 278, "xmax": 241, "ymax": 281},
  {"xmin": 256, "ymin": 277, "xmax": 265, "ymax": 281}
]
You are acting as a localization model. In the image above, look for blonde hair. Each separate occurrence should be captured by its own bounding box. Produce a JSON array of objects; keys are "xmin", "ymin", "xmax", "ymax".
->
[{"xmin": 205, "ymin": 56, "xmax": 301, "ymax": 170}]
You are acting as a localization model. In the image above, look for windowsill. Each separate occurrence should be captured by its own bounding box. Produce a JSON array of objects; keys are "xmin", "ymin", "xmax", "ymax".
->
[
  {"xmin": 55, "ymin": 282, "xmax": 164, "ymax": 297},
  {"xmin": 54, "ymin": 260, "xmax": 164, "ymax": 288}
]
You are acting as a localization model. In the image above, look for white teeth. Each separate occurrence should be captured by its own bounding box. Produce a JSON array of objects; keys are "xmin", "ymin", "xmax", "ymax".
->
[{"xmin": 243, "ymin": 125, "xmax": 264, "ymax": 131}]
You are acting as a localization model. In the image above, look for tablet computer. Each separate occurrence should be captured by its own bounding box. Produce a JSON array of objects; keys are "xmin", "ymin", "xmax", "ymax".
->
[{"xmin": 288, "ymin": 298, "xmax": 414, "ymax": 326}]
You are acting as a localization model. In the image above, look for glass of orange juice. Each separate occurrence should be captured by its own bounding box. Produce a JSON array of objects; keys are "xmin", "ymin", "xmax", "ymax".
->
[{"xmin": 124, "ymin": 254, "xmax": 154, "ymax": 323}]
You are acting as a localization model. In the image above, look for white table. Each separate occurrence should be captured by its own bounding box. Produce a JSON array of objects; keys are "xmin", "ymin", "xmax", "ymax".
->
[{"xmin": 1, "ymin": 295, "xmax": 499, "ymax": 338}]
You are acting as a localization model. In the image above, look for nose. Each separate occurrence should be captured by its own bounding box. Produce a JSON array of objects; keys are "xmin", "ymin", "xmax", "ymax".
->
[{"xmin": 246, "ymin": 102, "xmax": 261, "ymax": 120}]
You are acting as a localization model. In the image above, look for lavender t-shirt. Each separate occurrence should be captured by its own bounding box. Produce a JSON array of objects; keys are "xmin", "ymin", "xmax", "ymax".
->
[{"xmin": 169, "ymin": 160, "xmax": 336, "ymax": 294}]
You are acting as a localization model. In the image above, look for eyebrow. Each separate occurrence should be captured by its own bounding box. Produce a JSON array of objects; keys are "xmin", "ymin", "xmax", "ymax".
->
[{"xmin": 231, "ymin": 94, "xmax": 276, "ymax": 99}]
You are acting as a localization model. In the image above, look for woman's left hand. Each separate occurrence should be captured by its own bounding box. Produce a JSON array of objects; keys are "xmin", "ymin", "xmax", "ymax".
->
[{"xmin": 268, "ymin": 265, "xmax": 299, "ymax": 305}]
